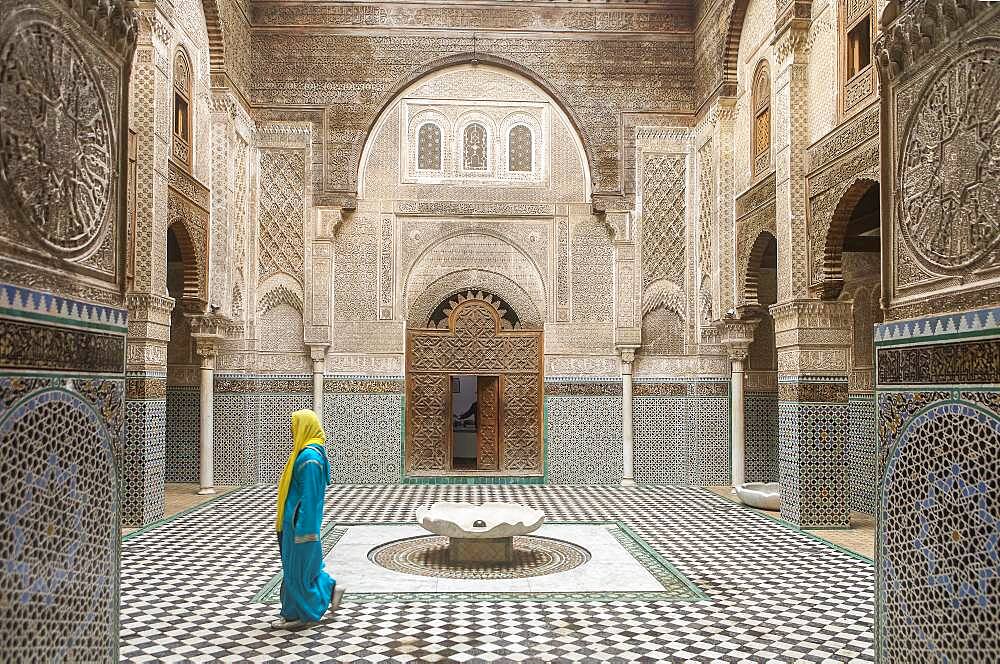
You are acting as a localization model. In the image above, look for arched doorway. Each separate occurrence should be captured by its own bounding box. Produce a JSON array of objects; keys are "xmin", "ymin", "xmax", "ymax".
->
[
  {"xmin": 829, "ymin": 181, "xmax": 882, "ymax": 517},
  {"xmin": 164, "ymin": 224, "xmax": 201, "ymax": 483},
  {"xmin": 405, "ymin": 293, "xmax": 543, "ymax": 476},
  {"xmin": 744, "ymin": 231, "xmax": 778, "ymax": 483}
]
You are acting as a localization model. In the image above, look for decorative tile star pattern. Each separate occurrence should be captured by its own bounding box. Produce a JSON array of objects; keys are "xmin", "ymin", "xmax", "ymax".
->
[{"xmin": 121, "ymin": 485, "xmax": 874, "ymax": 662}]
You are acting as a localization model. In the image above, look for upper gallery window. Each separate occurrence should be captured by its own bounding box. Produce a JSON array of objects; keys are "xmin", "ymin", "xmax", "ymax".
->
[
  {"xmin": 845, "ymin": 12, "xmax": 872, "ymax": 79},
  {"xmin": 172, "ymin": 49, "xmax": 192, "ymax": 169},
  {"xmin": 508, "ymin": 125, "xmax": 533, "ymax": 172},
  {"xmin": 417, "ymin": 122, "xmax": 442, "ymax": 171},
  {"xmin": 751, "ymin": 60, "xmax": 771, "ymax": 178},
  {"xmin": 463, "ymin": 123, "xmax": 488, "ymax": 170}
]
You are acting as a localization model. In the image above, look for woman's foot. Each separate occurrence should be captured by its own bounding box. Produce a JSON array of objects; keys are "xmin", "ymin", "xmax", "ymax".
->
[
  {"xmin": 330, "ymin": 585, "xmax": 346, "ymax": 611},
  {"xmin": 270, "ymin": 617, "xmax": 302, "ymax": 630}
]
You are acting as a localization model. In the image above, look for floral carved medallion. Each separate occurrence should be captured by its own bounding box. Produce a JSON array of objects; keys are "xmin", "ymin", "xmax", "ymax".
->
[
  {"xmin": 898, "ymin": 44, "xmax": 1000, "ymax": 274},
  {"xmin": 0, "ymin": 18, "xmax": 113, "ymax": 258}
]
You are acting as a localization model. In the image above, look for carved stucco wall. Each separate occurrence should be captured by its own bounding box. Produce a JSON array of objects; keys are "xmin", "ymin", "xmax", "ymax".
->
[
  {"xmin": 806, "ymin": 0, "xmax": 838, "ymax": 144},
  {"xmin": 733, "ymin": 0, "xmax": 774, "ymax": 198},
  {"xmin": 346, "ymin": 64, "xmax": 616, "ymax": 375},
  {"xmin": 250, "ymin": 8, "xmax": 695, "ymax": 201}
]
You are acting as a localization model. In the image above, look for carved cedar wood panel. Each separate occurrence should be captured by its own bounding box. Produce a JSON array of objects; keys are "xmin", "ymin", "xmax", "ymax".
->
[{"xmin": 406, "ymin": 299, "xmax": 543, "ymax": 475}]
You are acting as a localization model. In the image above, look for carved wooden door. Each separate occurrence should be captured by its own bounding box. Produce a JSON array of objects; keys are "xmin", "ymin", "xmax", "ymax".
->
[
  {"xmin": 476, "ymin": 376, "xmax": 499, "ymax": 470},
  {"xmin": 405, "ymin": 298, "xmax": 543, "ymax": 475}
]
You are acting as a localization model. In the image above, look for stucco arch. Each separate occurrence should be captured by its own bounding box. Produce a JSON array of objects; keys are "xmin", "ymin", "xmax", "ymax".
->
[
  {"xmin": 743, "ymin": 230, "xmax": 778, "ymax": 307},
  {"xmin": 407, "ymin": 270, "xmax": 544, "ymax": 329},
  {"xmin": 720, "ymin": 0, "xmax": 751, "ymax": 96},
  {"xmin": 818, "ymin": 178, "xmax": 880, "ymax": 299},
  {"xmin": 167, "ymin": 221, "xmax": 205, "ymax": 305},
  {"xmin": 200, "ymin": 0, "xmax": 226, "ymax": 73},
  {"xmin": 354, "ymin": 55, "xmax": 595, "ymax": 198},
  {"xmin": 404, "ymin": 231, "xmax": 547, "ymax": 325}
]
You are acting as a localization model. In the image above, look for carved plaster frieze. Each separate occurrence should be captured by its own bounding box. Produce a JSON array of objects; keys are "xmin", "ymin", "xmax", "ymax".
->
[{"xmin": 876, "ymin": 0, "xmax": 990, "ymax": 81}]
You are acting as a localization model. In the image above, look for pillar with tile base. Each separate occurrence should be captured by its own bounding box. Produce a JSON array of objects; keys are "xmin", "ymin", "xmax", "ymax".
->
[
  {"xmin": 771, "ymin": 300, "xmax": 852, "ymax": 529},
  {"xmin": 619, "ymin": 348, "xmax": 637, "ymax": 485},
  {"xmin": 720, "ymin": 318, "xmax": 756, "ymax": 488}
]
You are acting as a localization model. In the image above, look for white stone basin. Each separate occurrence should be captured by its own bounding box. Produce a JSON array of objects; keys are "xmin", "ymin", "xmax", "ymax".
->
[
  {"xmin": 416, "ymin": 501, "xmax": 545, "ymax": 539},
  {"xmin": 735, "ymin": 482, "xmax": 780, "ymax": 511}
]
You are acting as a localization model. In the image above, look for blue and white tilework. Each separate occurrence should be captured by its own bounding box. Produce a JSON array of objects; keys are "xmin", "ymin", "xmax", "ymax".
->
[
  {"xmin": 848, "ymin": 395, "xmax": 876, "ymax": 516},
  {"xmin": 545, "ymin": 396, "xmax": 623, "ymax": 484},
  {"xmin": 745, "ymin": 392, "xmax": 779, "ymax": 483},
  {"xmin": 165, "ymin": 388, "xmax": 200, "ymax": 483},
  {"xmin": 324, "ymin": 392, "xmax": 403, "ymax": 484}
]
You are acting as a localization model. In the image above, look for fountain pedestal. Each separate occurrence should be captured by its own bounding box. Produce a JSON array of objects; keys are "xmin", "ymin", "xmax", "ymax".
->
[
  {"xmin": 416, "ymin": 501, "xmax": 545, "ymax": 565},
  {"xmin": 449, "ymin": 537, "xmax": 514, "ymax": 564}
]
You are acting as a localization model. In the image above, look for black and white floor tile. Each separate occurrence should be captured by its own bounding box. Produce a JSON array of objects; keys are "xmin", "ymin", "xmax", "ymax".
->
[{"xmin": 121, "ymin": 485, "xmax": 874, "ymax": 662}]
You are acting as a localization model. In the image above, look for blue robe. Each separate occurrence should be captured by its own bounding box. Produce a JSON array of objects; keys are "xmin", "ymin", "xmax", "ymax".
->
[{"xmin": 279, "ymin": 444, "xmax": 335, "ymax": 621}]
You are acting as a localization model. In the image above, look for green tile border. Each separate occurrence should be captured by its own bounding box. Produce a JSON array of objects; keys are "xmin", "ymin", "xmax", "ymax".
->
[
  {"xmin": 252, "ymin": 519, "xmax": 708, "ymax": 605},
  {"xmin": 697, "ymin": 487, "xmax": 874, "ymax": 565}
]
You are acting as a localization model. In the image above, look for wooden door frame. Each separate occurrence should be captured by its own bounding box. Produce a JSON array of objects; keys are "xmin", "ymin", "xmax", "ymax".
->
[{"xmin": 404, "ymin": 299, "xmax": 543, "ymax": 477}]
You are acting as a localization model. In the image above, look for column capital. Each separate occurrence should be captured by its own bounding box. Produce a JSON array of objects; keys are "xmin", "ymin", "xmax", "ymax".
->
[
  {"xmin": 718, "ymin": 316, "xmax": 758, "ymax": 361},
  {"xmin": 308, "ymin": 344, "xmax": 329, "ymax": 363},
  {"xmin": 617, "ymin": 347, "xmax": 638, "ymax": 367}
]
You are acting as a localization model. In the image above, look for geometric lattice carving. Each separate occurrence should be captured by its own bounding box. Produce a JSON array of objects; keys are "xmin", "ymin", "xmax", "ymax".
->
[
  {"xmin": 0, "ymin": 388, "xmax": 118, "ymax": 660},
  {"xmin": 406, "ymin": 300, "xmax": 542, "ymax": 474},
  {"xmin": 257, "ymin": 149, "xmax": 305, "ymax": 283},
  {"xmin": 508, "ymin": 125, "xmax": 532, "ymax": 172},
  {"xmin": 641, "ymin": 154, "xmax": 686, "ymax": 287},
  {"xmin": 751, "ymin": 61, "xmax": 771, "ymax": 177},
  {"xmin": 463, "ymin": 123, "xmax": 488, "ymax": 171},
  {"xmin": 417, "ymin": 122, "xmax": 441, "ymax": 171}
]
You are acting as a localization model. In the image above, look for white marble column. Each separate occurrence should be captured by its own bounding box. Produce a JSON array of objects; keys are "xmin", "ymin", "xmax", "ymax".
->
[
  {"xmin": 730, "ymin": 352, "xmax": 748, "ymax": 487},
  {"xmin": 621, "ymin": 349, "xmax": 636, "ymax": 485},
  {"xmin": 720, "ymin": 317, "xmax": 757, "ymax": 489},
  {"xmin": 197, "ymin": 344, "xmax": 216, "ymax": 495}
]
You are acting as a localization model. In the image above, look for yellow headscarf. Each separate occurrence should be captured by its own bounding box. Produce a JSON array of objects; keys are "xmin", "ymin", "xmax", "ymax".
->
[{"xmin": 276, "ymin": 409, "xmax": 326, "ymax": 531}]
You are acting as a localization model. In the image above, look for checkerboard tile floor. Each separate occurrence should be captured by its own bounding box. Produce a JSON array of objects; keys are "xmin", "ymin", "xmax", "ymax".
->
[{"xmin": 121, "ymin": 485, "xmax": 875, "ymax": 662}]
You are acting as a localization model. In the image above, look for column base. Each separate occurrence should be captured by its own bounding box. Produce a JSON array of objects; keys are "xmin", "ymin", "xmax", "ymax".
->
[
  {"xmin": 620, "ymin": 478, "xmax": 636, "ymax": 486},
  {"xmin": 197, "ymin": 487, "xmax": 216, "ymax": 495}
]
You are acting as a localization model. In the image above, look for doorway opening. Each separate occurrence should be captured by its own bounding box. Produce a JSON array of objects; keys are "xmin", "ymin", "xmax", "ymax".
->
[{"xmin": 450, "ymin": 375, "xmax": 499, "ymax": 471}]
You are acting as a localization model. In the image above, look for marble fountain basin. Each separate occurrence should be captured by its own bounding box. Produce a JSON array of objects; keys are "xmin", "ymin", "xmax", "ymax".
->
[
  {"xmin": 416, "ymin": 501, "xmax": 545, "ymax": 564},
  {"xmin": 735, "ymin": 482, "xmax": 780, "ymax": 511}
]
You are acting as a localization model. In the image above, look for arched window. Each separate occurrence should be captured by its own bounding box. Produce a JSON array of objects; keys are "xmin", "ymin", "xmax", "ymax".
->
[
  {"xmin": 751, "ymin": 61, "xmax": 771, "ymax": 177},
  {"xmin": 416, "ymin": 122, "xmax": 442, "ymax": 171},
  {"xmin": 172, "ymin": 49, "xmax": 192, "ymax": 169},
  {"xmin": 508, "ymin": 125, "xmax": 533, "ymax": 172},
  {"xmin": 463, "ymin": 123, "xmax": 488, "ymax": 171}
]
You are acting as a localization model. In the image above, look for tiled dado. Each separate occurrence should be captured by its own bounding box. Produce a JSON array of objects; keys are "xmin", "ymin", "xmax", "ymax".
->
[
  {"xmin": 123, "ymin": 372, "xmax": 167, "ymax": 527},
  {"xmin": 848, "ymin": 394, "xmax": 876, "ymax": 517},
  {"xmin": 546, "ymin": 395, "xmax": 623, "ymax": 484},
  {"xmin": 207, "ymin": 375, "xmax": 404, "ymax": 485},
  {"xmin": 634, "ymin": 385, "xmax": 730, "ymax": 485},
  {"xmin": 545, "ymin": 380, "xmax": 729, "ymax": 486},
  {"xmin": 1, "ymin": 283, "xmax": 127, "ymax": 662},
  {"xmin": 875, "ymin": 304, "xmax": 1000, "ymax": 664},
  {"xmin": 746, "ymin": 392, "xmax": 779, "ymax": 483},
  {"xmin": 778, "ymin": 378, "xmax": 850, "ymax": 529}
]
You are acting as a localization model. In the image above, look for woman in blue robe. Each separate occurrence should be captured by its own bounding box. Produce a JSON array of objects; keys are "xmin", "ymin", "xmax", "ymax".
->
[{"xmin": 271, "ymin": 409, "xmax": 344, "ymax": 629}]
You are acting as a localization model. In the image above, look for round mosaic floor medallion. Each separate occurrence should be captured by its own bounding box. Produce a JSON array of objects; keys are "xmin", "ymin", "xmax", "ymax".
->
[{"xmin": 369, "ymin": 535, "xmax": 590, "ymax": 579}]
